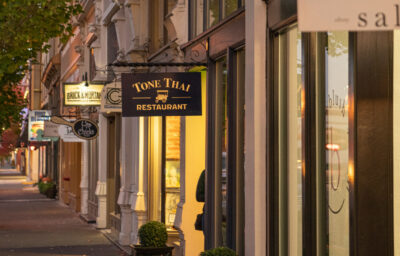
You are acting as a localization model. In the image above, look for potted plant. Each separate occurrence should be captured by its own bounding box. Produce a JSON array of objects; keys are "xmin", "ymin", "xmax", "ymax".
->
[
  {"xmin": 131, "ymin": 221, "xmax": 174, "ymax": 256},
  {"xmin": 201, "ymin": 247, "xmax": 237, "ymax": 256},
  {"xmin": 34, "ymin": 177, "xmax": 57, "ymax": 199}
]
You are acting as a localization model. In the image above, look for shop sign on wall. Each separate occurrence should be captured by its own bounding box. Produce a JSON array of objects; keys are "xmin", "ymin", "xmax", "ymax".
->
[
  {"xmin": 122, "ymin": 72, "xmax": 202, "ymax": 117},
  {"xmin": 100, "ymin": 82, "xmax": 122, "ymax": 113},
  {"xmin": 298, "ymin": 0, "xmax": 400, "ymax": 31},
  {"xmin": 64, "ymin": 82, "xmax": 104, "ymax": 106},
  {"xmin": 28, "ymin": 110, "xmax": 51, "ymax": 141}
]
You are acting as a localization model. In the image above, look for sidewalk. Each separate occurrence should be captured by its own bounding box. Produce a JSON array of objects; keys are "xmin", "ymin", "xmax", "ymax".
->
[{"xmin": 0, "ymin": 169, "xmax": 127, "ymax": 256}]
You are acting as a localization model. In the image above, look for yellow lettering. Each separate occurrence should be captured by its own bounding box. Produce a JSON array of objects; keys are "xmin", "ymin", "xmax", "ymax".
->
[
  {"xmin": 186, "ymin": 84, "xmax": 191, "ymax": 92},
  {"xmin": 140, "ymin": 82, "xmax": 148, "ymax": 91},
  {"xmin": 164, "ymin": 78, "xmax": 172, "ymax": 88},
  {"xmin": 155, "ymin": 80, "xmax": 161, "ymax": 88},
  {"xmin": 172, "ymin": 80, "xmax": 179, "ymax": 89},
  {"xmin": 179, "ymin": 83, "xmax": 186, "ymax": 91},
  {"xmin": 137, "ymin": 105, "xmax": 142, "ymax": 110},
  {"xmin": 172, "ymin": 104, "xmax": 178, "ymax": 110},
  {"xmin": 147, "ymin": 81, "xmax": 155, "ymax": 88},
  {"xmin": 132, "ymin": 82, "xmax": 141, "ymax": 93},
  {"xmin": 167, "ymin": 104, "xmax": 172, "ymax": 110}
]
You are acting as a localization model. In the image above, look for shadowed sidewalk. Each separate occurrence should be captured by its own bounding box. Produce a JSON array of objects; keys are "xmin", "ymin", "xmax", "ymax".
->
[{"xmin": 0, "ymin": 169, "xmax": 127, "ymax": 256}]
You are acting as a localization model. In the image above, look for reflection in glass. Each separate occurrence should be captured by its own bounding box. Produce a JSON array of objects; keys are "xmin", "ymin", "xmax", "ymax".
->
[
  {"xmin": 208, "ymin": 0, "xmax": 219, "ymax": 27},
  {"xmin": 223, "ymin": 0, "xmax": 238, "ymax": 18},
  {"xmin": 164, "ymin": 116, "xmax": 181, "ymax": 228},
  {"xmin": 217, "ymin": 58, "xmax": 228, "ymax": 246},
  {"xmin": 276, "ymin": 26, "xmax": 302, "ymax": 256},
  {"xmin": 325, "ymin": 31, "xmax": 349, "ymax": 256}
]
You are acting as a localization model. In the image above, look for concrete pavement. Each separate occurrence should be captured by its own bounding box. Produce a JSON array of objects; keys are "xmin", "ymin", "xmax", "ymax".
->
[{"xmin": 0, "ymin": 169, "xmax": 127, "ymax": 256}]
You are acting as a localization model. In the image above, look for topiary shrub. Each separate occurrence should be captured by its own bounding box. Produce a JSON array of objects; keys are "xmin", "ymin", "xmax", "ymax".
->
[
  {"xmin": 201, "ymin": 247, "xmax": 237, "ymax": 256},
  {"xmin": 138, "ymin": 221, "xmax": 168, "ymax": 248}
]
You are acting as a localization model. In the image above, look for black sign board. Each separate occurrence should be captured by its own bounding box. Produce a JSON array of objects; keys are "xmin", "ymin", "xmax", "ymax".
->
[
  {"xmin": 50, "ymin": 116, "xmax": 99, "ymax": 140},
  {"xmin": 122, "ymin": 72, "xmax": 202, "ymax": 117}
]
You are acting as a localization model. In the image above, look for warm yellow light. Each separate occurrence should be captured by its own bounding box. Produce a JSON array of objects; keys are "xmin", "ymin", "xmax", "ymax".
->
[
  {"xmin": 30, "ymin": 146, "xmax": 35, "ymax": 151},
  {"xmin": 326, "ymin": 143, "xmax": 340, "ymax": 151},
  {"xmin": 348, "ymin": 161, "xmax": 355, "ymax": 184}
]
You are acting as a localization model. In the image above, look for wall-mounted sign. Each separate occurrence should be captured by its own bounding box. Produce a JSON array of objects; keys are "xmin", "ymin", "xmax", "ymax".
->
[
  {"xmin": 28, "ymin": 110, "xmax": 51, "ymax": 141},
  {"xmin": 122, "ymin": 72, "xmax": 202, "ymax": 117},
  {"xmin": 101, "ymin": 82, "xmax": 122, "ymax": 113},
  {"xmin": 58, "ymin": 125, "xmax": 84, "ymax": 142},
  {"xmin": 64, "ymin": 82, "xmax": 104, "ymax": 106},
  {"xmin": 50, "ymin": 116, "xmax": 99, "ymax": 140},
  {"xmin": 298, "ymin": 0, "xmax": 400, "ymax": 31},
  {"xmin": 43, "ymin": 121, "xmax": 59, "ymax": 141}
]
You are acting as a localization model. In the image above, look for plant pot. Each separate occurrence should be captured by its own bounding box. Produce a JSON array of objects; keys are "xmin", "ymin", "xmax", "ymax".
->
[
  {"xmin": 45, "ymin": 185, "xmax": 57, "ymax": 199},
  {"xmin": 131, "ymin": 245, "xmax": 174, "ymax": 256}
]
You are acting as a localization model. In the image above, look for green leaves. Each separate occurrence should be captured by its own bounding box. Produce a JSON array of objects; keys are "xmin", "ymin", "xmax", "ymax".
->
[{"xmin": 0, "ymin": 0, "xmax": 82, "ymax": 131}]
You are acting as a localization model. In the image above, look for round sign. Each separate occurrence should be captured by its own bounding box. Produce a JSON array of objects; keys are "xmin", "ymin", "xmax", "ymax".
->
[{"xmin": 72, "ymin": 119, "xmax": 98, "ymax": 140}]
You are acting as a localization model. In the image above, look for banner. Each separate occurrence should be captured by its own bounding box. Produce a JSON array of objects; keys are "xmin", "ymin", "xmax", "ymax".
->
[
  {"xmin": 298, "ymin": 0, "xmax": 400, "ymax": 31},
  {"xmin": 122, "ymin": 72, "xmax": 202, "ymax": 117}
]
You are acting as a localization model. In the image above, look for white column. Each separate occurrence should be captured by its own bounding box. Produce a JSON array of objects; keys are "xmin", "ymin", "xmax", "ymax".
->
[
  {"xmin": 117, "ymin": 117, "xmax": 136, "ymax": 245},
  {"xmin": 245, "ymin": 1, "xmax": 267, "ymax": 256},
  {"xmin": 96, "ymin": 114, "xmax": 108, "ymax": 228},
  {"xmin": 130, "ymin": 117, "xmax": 148, "ymax": 244},
  {"xmin": 80, "ymin": 140, "xmax": 89, "ymax": 215}
]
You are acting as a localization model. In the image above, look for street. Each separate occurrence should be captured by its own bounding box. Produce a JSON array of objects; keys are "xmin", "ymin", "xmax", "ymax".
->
[{"xmin": 0, "ymin": 168, "xmax": 127, "ymax": 256}]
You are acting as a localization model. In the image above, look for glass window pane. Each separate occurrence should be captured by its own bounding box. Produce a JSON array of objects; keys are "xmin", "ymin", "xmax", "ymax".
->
[
  {"xmin": 217, "ymin": 57, "xmax": 228, "ymax": 246},
  {"xmin": 276, "ymin": 26, "xmax": 303, "ymax": 256},
  {"xmin": 208, "ymin": 0, "xmax": 219, "ymax": 28},
  {"xmin": 223, "ymin": 0, "xmax": 238, "ymax": 18},
  {"xmin": 325, "ymin": 31, "xmax": 349, "ymax": 256},
  {"xmin": 164, "ymin": 116, "xmax": 181, "ymax": 229}
]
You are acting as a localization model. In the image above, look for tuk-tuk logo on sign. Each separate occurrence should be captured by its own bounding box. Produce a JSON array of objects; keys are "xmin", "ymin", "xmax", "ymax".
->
[{"xmin": 122, "ymin": 73, "xmax": 201, "ymax": 117}]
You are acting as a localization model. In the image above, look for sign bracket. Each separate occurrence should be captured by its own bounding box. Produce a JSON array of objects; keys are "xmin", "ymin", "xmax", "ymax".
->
[{"xmin": 108, "ymin": 62, "xmax": 208, "ymax": 68}]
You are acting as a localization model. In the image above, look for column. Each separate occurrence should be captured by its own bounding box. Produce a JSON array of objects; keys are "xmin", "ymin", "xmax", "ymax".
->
[{"xmin": 96, "ymin": 114, "xmax": 108, "ymax": 228}]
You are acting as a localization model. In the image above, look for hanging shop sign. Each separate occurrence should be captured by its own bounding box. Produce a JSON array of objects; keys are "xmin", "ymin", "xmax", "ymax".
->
[
  {"xmin": 101, "ymin": 82, "xmax": 122, "ymax": 113},
  {"xmin": 298, "ymin": 0, "xmax": 400, "ymax": 31},
  {"xmin": 64, "ymin": 82, "xmax": 104, "ymax": 106},
  {"xmin": 58, "ymin": 125, "xmax": 84, "ymax": 142},
  {"xmin": 28, "ymin": 110, "xmax": 51, "ymax": 141},
  {"xmin": 43, "ymin": 121, "xmax": 59, "ymax": 141},
  {"xmin": 122, "ymin": 72, "xmax": 202, "ymax": 117},
  {"xmin": 50, "ymin": 116, "xmax": 99, "ymax": 140}
]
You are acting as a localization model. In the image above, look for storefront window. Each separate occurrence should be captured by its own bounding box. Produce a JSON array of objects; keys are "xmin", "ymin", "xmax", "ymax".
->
[
  {"xmin": 217, "ymin": 57, "xmax": 228, "ymax": 246},
  {"xmin": 163, "ymin": 116, "xmax": 181, "ymax": 228},
  {"xmin": 275, "ymin": 26, "xmax": 302, "ymax": 256},
  {"xmin": 324, "ymin": 32, "xmax": 349, "ymax": 256}
]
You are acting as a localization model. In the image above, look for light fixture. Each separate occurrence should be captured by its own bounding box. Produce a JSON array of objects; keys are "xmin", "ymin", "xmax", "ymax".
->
[
  {"xmin": 30, "ymin": 146, "xmax": 35, "ymax": 151},
  {"xmin": 82, "ymin": 72, "xmax": 89, "ymax": 87}
]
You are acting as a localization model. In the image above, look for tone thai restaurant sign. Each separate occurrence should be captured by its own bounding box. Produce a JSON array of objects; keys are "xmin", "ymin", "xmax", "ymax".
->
[
  {"xmin": 122, "ymin": 72, "xmax": 202, "ymax": 117},
  {"xmin": 298, "ymin": 0, "xmax": 400, "ymax": 31},
  {"xmin": 28, "ymin": 110, "xmax": 51, "ymax": 141},
  {"xmin": 64, "ymin": 82, "xmax": 104, "ymax": 106}
]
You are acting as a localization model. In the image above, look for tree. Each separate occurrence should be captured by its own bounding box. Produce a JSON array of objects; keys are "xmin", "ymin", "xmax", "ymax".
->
[{"xmin": 0, "ymin": 0, "xmax": 82, "ymax": 129}]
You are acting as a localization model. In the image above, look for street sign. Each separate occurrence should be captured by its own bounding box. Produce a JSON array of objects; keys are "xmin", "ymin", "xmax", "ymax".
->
[
  {"xmin": 50, "ymin": 116, "xmax": 98, "ymax": 140},
  {"xmin": 122, "ymin": 72, "xmax": 202, "ymax": 117},
  {"xmin": 298, "ymin": 0, "xmax": 400, "ymax": 31}
]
